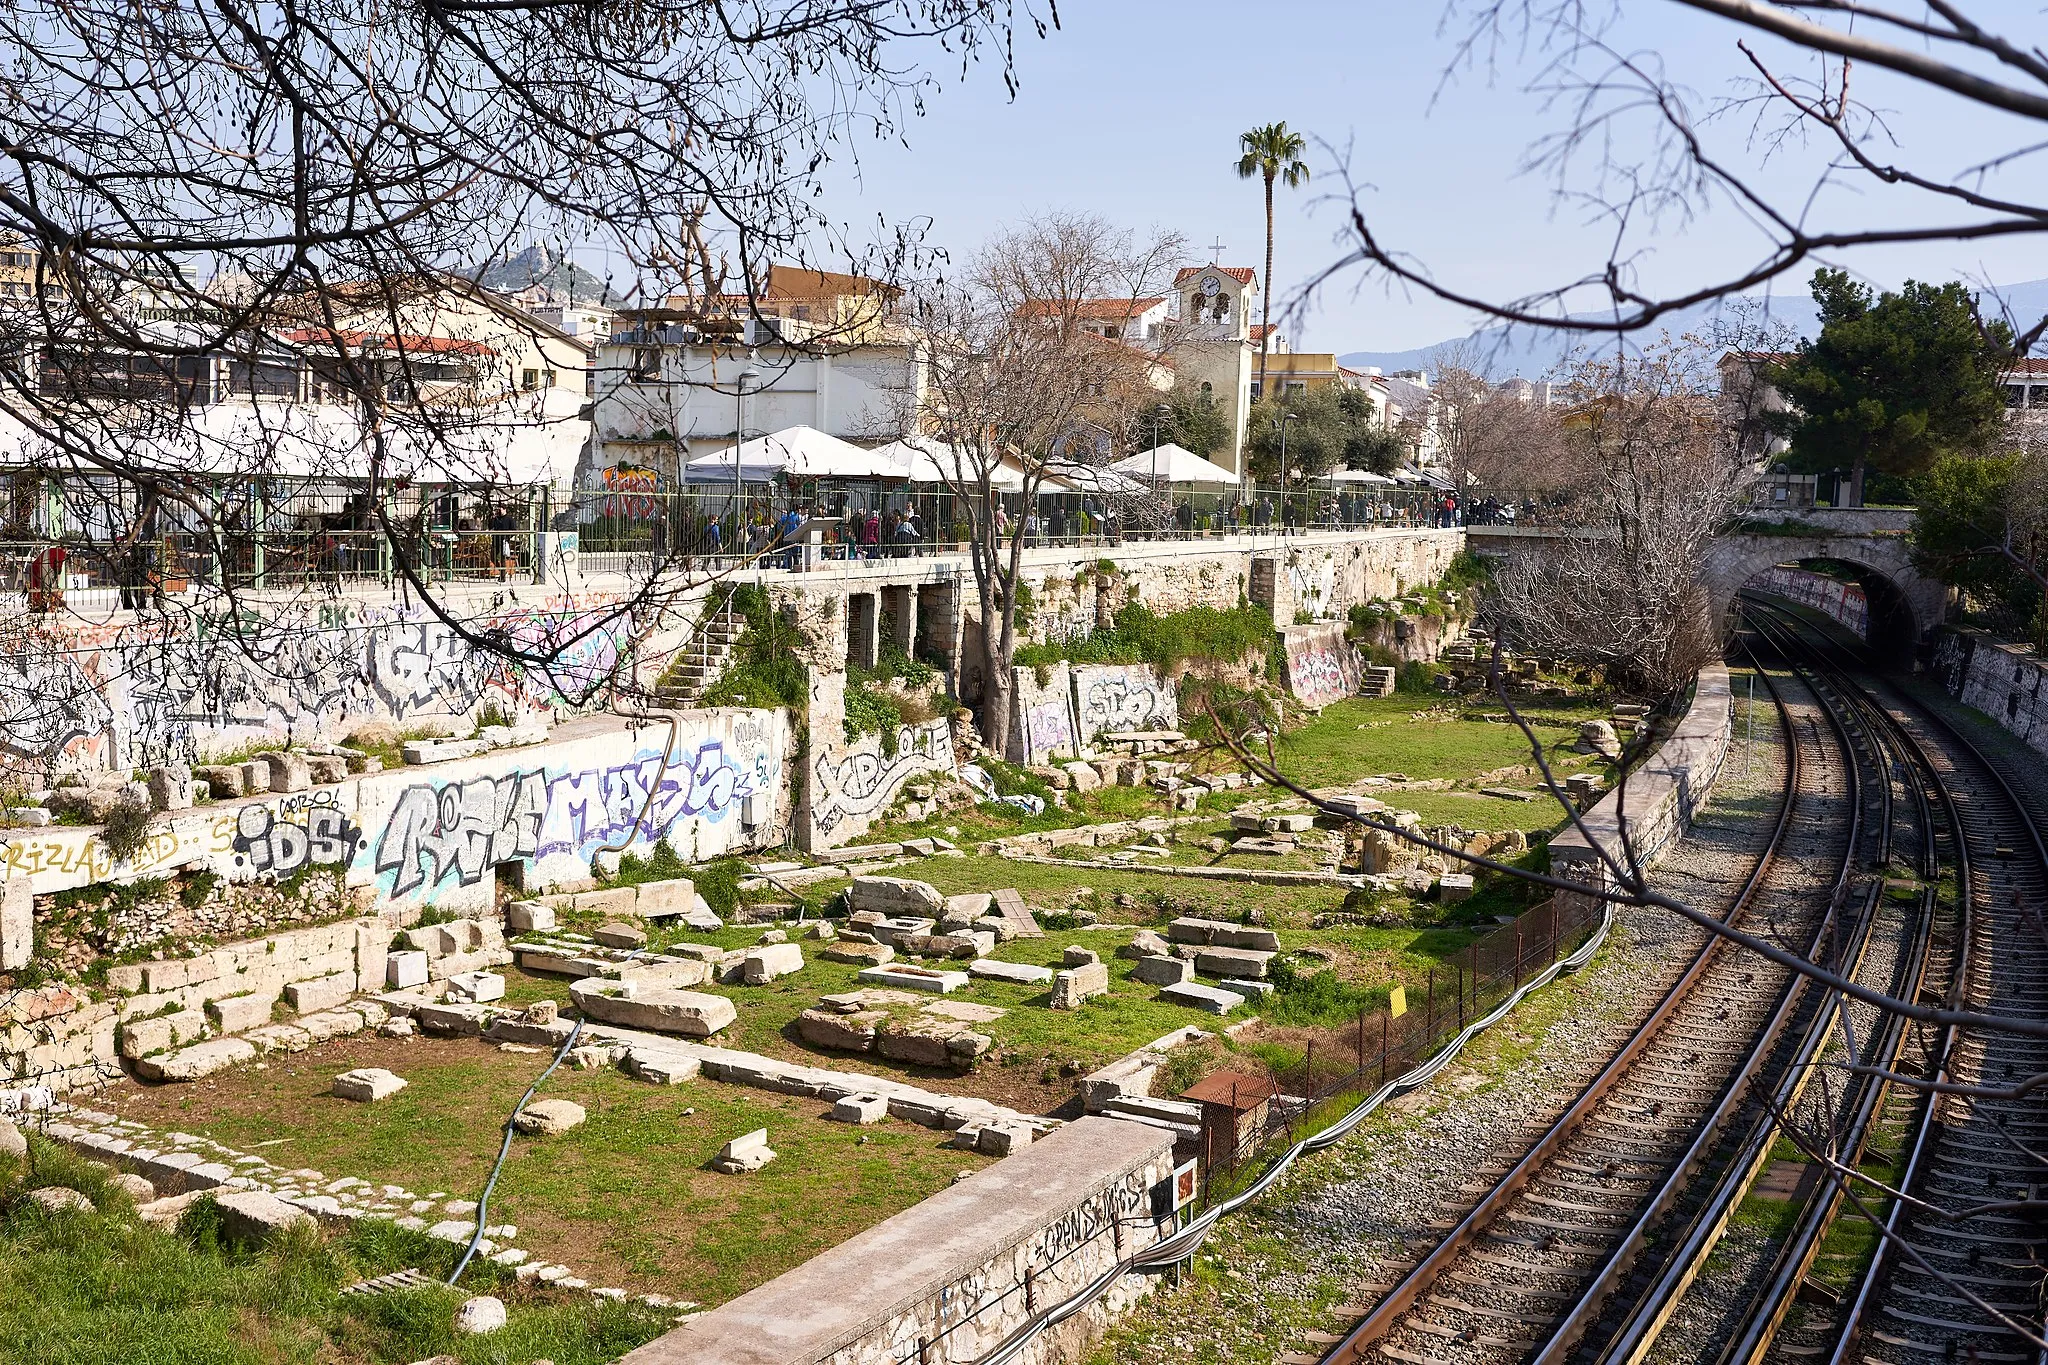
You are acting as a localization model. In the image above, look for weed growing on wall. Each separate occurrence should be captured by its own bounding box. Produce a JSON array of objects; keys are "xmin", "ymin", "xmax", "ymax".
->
[
  {"xmin": 695, "ymin": 585, "xmax": 809, "ymax": 712},
  {"xmin": 98, "ymin": 799, "xmax": 159, "ymax": 864},
  {"xmin": 1015, "ymin": 601, "xmax": 1276, "ymax": 674}
]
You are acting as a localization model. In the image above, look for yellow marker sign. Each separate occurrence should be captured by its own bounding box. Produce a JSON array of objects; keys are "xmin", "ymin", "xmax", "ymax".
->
[{"xmin": 1388, "ymin": 986, "xmax": 1407, "ymax": 1019}]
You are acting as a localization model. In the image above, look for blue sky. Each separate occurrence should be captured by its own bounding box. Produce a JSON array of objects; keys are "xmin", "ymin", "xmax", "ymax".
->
[{"xmin": 805, "ymin": 0, "xmax": 2048, "ymax": 354}]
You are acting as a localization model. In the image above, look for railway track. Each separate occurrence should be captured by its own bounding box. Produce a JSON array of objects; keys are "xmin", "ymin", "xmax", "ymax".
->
[
  {"xmin": 1319, "ymin": 644, "xmax": 1879, "ymax": 1365},
  {"xmin": 1726, "ymin": 599, "xmax": 2048, "ymax": 1365},
  {"xmin": 1602, "ymin": 602, "xmax": 1954, "ymax": 1365}
]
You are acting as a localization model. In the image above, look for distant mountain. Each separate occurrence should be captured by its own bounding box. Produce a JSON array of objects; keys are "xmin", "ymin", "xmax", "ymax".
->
[
  {"xmin": 471, "ymin": 243, "xmax": 620, "ymax": 306},
  {"xmin": 1338, "ymin": 278, "xmax": 2048, "ymax": 379}
]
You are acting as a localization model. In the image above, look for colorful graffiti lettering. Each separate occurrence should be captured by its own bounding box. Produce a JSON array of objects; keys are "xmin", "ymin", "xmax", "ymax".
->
[
  {"xmin": 371, "ymin": 740, "xmax": 758, "ymax": 897},
  {"xmin": 599, "ymin": 465, "xmax": 663, "ymax": 520},
  {"xmin": 1283, "ymin": 625, "xmax": 1358, "ymax": 710}
]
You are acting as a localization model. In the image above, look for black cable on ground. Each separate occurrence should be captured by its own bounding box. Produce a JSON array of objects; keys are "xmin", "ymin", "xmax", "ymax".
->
[{"xmin": 447, "ymin": 1015, "xmax": 585, "ymax": 1286}]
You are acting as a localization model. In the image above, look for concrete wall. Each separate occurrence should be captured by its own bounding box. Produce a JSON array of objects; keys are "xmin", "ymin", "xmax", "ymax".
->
[
  {"xmin": 1, "ymin": 710, "xmax": 790, "ymax": 915},
  {"xmin": 1550, "ymin": 663, "xmax": 1733, "ymax": 894},
  {"xmin": 1751, "ymin": 567, "xmax": 1869, "ymax": 638},
  {"xmin": 0, "ymin": 586, "xmax": 645, "ymax": 781},
  {"xmin": 807, "ymin": 718, "xmax": 956, "ymax": 850},
  {"xmin": 1932, "ymin": 628, "xmax": 2048, "ymax": 762},
  {"xmin": 619, "ymin": 1116, "xmax": 1177, "ymax": 1365},
  {"xmin": 1280, "ymin": 622, "xmax": 1360, "ymax": 710},
  {"xmin": 1008, "ymin": 662, "xmax": 1080, "ymax": 766},
  {"xmin": 1071, "ymin": 664, "xmax": 1178, "ymax": 746}
]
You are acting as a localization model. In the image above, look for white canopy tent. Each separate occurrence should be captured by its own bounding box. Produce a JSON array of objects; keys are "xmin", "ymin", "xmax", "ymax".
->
[
  {"xmin": 1322, "ymin": 469, "xmax": 1396, "ymax": 486},
  {"xmin": 1109, "ymin": 444, "xmax": 1240, "ymax": 487},
  {"xmin": 1042, "ymin": 460, "xmax": 1149, "ymax": 498},
  {"xmin": 684, "ymin": 425, "xmax": 907, "ymax": 484},
  {"xmin": 870, "ymin": 435, "xmax": 1039, "ymax": 494},
  {"xmin": 0, "ymin": 394, "xmax": 586, "ymax": 489}
]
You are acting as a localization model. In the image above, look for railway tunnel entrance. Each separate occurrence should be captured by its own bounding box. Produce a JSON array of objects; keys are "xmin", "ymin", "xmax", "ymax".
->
[
  {"xmin": 1735, "ymin": 558, "xmax": 1921, "ymax": 657},
  {"xmin": 1701, "ymin": 513, "xmax": 1948, "ymax": 666}
]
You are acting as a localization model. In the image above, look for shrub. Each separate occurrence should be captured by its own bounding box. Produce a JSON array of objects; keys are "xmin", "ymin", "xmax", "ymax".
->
[
  {"xmin": 843, "ymin": 685, "xmax": 904, "ymax": 749},
  {"xmin": 1396, "ymin": 661, "xmax": 1441, "ymax": 694},
  {"xmin": 692, "ymin": 857, "xmax": 745, "ymax": 917},
  {"xmin": 1263, "ymin": 955, "xmax": 1384, "ymax": 1026},
  {"xmin": 99, "ymin": 798, "xmax": 159, "ymax": 864}
]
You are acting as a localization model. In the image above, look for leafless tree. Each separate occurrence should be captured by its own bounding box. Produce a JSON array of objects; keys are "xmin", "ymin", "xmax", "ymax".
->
[
  {"xmin": 1487, "ymin": 334, "xmax": 1753, "ymax": 692},
  {"xmin": 0, "ymin": 0, "xmax": 1044, "ymax": 782},
  {"xmin": 1422, "ymin": 342, "xmax": 1572, "ymax": 493},
  {"xmin": 905, "ymin": 213, "xmax": 1186, "ymax": 751},
  {"xmin": 1310, "ymin": 1, "xmax": 2048, "ymax": 349}
]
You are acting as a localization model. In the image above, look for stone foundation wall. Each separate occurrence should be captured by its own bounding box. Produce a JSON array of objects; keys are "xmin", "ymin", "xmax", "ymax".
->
[
  {"xmin": 1932, "ymin": 628, "xmax": 2048, "ymax": 762},
  {"xmin": 1012, "ymin": 530, "xmax": 1463, "ymax": 646},
  {"xmin": 0, "ymin": 913, "xmax": 393, "ymax": 1088},
  {"xmin": 618, "ymin": 1116, "xmax": 1177, "ymax": 1365},
  {"xmin": 1550, "ymin": 663, "xmax": 1733, "ymax": 895},
  {"xmin": 1349, "ymin": 612, "xmax": 1471, "ymax": 665},
  {"xmin": 0, "ymin": 710, "xmax": 791, "ymax": 921}
]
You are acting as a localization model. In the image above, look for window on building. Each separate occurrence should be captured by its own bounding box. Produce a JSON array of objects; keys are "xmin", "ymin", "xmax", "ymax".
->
[
  {"xmin": 521, "ymin": 368, "xmax": 540, "ymax": 391},
  {"xmin": 629, "ymin": 347, "xmax": 662, "ymax": 383},
  {"xmin": 2006, "ymin": 383, "xmax": 2027, "ymax": 408},
  {"xmin": 1284, "ymin": 380, "xmax": 1306, "ymax": 393}
]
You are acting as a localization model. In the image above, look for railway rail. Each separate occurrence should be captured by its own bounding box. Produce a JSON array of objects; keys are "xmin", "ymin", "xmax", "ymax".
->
[
  {"xmin": 1727, "ymin": 598, "xmax": 2048, "ymax": 1365},
  {"xmin": 1593, "ymin": 601, "xmax": 1953, "ymax": 1365},
  {"xmin": 1319, "ymin": 639, "xmax": 1879, "ymax": 1365}
]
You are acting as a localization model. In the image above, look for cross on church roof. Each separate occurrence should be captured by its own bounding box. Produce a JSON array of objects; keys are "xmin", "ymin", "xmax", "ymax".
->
[{"xmin": 1207, "ymin": 237, "xmax": 1227, "ymax": 263}]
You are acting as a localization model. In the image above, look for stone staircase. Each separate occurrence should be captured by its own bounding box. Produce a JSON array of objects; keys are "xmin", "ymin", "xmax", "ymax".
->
[{"xmin": 654, "ymin": 607, "xmax": 745, "ymax": 704}]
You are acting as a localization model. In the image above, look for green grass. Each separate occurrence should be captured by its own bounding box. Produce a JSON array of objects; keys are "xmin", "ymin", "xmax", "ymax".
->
[
  {"xmin": 1274, "ymin": 696, "xmax": 1610, "ymax": 789},
  {"xmin": 0, "ymin": 1133, "xmax": 672, "ymax": 1364},
  {"xmin": 784, "ymin": 853, "xmax": 1356, "ymax": 928},
  {"xmin": 555, "ymin": 890, "xmax": 1480, "ymax": 1068},
  {"xmin": 113, "ymin": 1035, "xmax": 983, "ymax": 1305},
  {"xmin": 859, "ymin": 777, "xmax": 1191, "ymax": 848}
]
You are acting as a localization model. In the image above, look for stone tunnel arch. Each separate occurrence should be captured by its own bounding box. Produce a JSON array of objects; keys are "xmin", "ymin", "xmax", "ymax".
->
[{"xmin": 1701, "ymin": 530, "xmax": 1948, "ymax": 661}]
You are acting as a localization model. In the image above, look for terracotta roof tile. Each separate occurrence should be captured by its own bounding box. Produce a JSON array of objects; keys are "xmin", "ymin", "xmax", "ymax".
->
[{"xmin": 1173, "ymin": 266, "xmax": 1257, "ymax": 287}]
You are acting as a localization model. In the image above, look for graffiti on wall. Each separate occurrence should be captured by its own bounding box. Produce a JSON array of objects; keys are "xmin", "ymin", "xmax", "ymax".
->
[
  {"xmin": 1282, "ymin": 623, "xmax": 1359, "ymax": 710},
  {"xmin": 810, "ymin": 720, "xmax": 955, "ymax": 840},
  {"xmin": 370, "ymin": 738, "xmax": 760, "ymax": 898},
  {"xmin": 232, "ymin": 793, "xmax": 363, "ymax": 876},
  {"xmin": 1071, "ymin": 664, "xmax": 1177, "ymax": 744},
  {"xmin": 1007, "ymin": 662, "xmax": 1077, "ymax": 765},
  {"xmin": 0, "ymin": 594, "xmax": 632, "ymax": 778},
  {"xmin": 0, "ymin": 649, "xmax": 115, "ymax": 767},
  {"xmin": 1752, "ymin": 567, "xmax": 1868, "ymax": 638}
]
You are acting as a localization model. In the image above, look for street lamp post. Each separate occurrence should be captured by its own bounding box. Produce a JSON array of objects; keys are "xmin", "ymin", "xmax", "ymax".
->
[
  {"xmin": 1278, "ymin": 411, "xmax": 1299, "ymax": 539},
  {"xmin": 734, "ymin": 365, "xmax": 759, "ymax": 561}
]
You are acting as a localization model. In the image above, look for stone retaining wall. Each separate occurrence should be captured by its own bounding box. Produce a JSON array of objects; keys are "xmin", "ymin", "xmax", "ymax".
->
[
  {"xmin": 1019, "ymin": 530, "xmax": 1461, "ymax": 643},
  {"xmin": 1932, "ymin": 628, "xmax": 2048, "ymax": 762},
  {"xmin": 1549, "ymin": 663, "xmax": 1733, "ymax": 894},
  {"xmin": 2, "ymin": 914, "xmax": 393, "ymax": 1088},
  {"xmin": 2, "ymin": 710, "xmax": 790, "ymax": 919},
  {"xmin": 617, "ymin": 1116, "xmax": 1176, "ymax": 1365}
]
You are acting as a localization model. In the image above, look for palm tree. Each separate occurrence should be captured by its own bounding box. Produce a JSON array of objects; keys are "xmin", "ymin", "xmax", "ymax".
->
[{"xmin": 1236, "ymin": 122, "xmax": 1310, "ymax": 407}]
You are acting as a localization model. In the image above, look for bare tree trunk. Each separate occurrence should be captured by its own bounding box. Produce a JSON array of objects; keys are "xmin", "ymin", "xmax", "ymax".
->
[{"xmin": 979, "ymin": 639, "xmax": 1013, "ymax": 752}]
